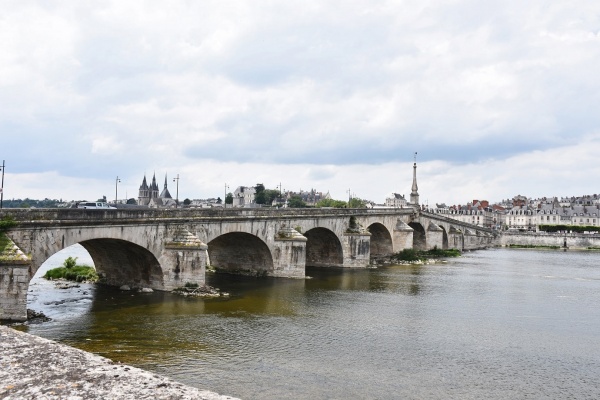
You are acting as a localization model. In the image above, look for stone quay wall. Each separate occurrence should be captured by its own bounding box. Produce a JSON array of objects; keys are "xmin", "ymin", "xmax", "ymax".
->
[
  {"xmin": 500, "ymin": 232, "xmax": 600, "ymax": 249},
  {"xmin": 0, "ymin": 325, "xmax": 239, "ymax": 400}
]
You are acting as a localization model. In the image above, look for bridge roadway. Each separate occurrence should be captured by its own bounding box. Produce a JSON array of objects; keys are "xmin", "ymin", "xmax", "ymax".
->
[{"xmin": 0, "ymin": 207, "xmax": 495, "ymax": 321}]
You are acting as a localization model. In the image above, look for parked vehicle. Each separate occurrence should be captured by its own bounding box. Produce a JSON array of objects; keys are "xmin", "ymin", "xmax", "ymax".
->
[{"xmin": 77, "ymin": 202, "xmax": 116, "ymax": 209}]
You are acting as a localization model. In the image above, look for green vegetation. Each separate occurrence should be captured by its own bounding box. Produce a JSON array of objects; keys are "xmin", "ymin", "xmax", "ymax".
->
[
  {"xmin": 539, "ymin": 224, "xmax": 600, "ymax": 233},
  {"xmin": 287, "ymin": 195, "xmax": 307, "ymax": 208},
  {"xmin": 348, "ymin": 197, "xmax": 367, "ymax": 208},
  {"xmin": 225, "ymin": 192, "xmax": 233, "ymax": 205},
  {"xmin": 508, "ymin": 244, "xmax": 560, "ymax": 249},
  {"xmin": 254, "ymin": 184, "xmax": 281, "ymax": 205},
  {"xmin": 0, "ymin": 232, "xmax": 12, "ymax": 255},
  {"xmin": 316, "ymin": 198, "xmax": 348, "ymax": 208},
  {"xmin": 1, "ymin": 198, "xmax": 63, "ymax": 208},
  {"xmin": 315, "ymin": 197, "xmax": 368, "ymax": 208},
  {"xmin": 0, "ymin": 231, "xmax": 30, "ymax": 262},
  {"xmin": 0, "ymin": 215, "xmax": 17, "ymax": 232},
  {"xmin": 391, "ymin": 247, "xmax": 461, "ymax": 262},
  {"xmin": 43, "ymin": 256, "xmax": 98, "ymax": 282}
]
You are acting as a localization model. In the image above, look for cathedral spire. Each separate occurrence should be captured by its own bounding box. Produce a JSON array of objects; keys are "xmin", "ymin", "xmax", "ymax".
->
[
  {"xmin": 164, "ymin": 173, "xmax": 168, "ymax": 189},
  {"xmin": 410, "ymin": 152, "xmax": 419, "ymax": 205}
]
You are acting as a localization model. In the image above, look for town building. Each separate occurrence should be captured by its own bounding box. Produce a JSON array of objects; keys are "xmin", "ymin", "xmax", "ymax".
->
[
  {"xmin": 501, "ymin": 195, "xmax": 600, "ymax": 231},
  {"xmin": 385, "ymin": 193, "xmax": 408, "ymax": 208},
  {"xmin": 284, "ymin": 189, "xmax": 331, "ymax": 207},
  {"xmin": 444, "ymin": 200, "xmax": 499, "ymax": 229},
  {"xmin": 232, "ymin": 186, "xmax": 257, "ymax": 207}
]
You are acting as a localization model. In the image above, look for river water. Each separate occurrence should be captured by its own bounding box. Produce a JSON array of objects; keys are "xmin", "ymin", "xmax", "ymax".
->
[{"xmin": 11, "ymin": 246, "xmax": 600, "ymax": 399}]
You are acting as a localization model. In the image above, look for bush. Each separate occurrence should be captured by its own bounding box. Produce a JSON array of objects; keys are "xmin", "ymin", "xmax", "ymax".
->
[
  {"xmin": 392, "ymin": 248, "xmax": 422, "ymax": 262},
  {"xmin": 44, "ymin": 261, "xmax": 98, "ymax": 282},
  {"xmin": 391, "ymin": 247, "xmax": 461, "ymax": 262}
]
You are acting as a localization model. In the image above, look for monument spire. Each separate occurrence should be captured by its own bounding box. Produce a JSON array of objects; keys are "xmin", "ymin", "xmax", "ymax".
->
[{"xmin": 410, "ymin": 152, "xmax": 419, "ymax": 206}]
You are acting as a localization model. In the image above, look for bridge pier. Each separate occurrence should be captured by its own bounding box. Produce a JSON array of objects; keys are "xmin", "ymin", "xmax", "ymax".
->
[
  {"xmin": 160, "ymin": 229, "xmax": 208, "ymax": 290},
  {"xmin": 272, "ymin": 226, "xmax": 307, "ymax": 278},
  {"xmin": 393, "ymin": 220, "xmax": 414, "ymax": 252},
  {"xmin": 0, "ymin": 262, "xmax": 30, "ymax": 321},
  {"xmin": 448, "ymin": 227, "xmax": 464, "ymax": 250},
  {"xmin": 0, "ymin": 233, "xmax": 31, "ymax": 321},
  {"xmin": 342, "ymin": 231, "xmax": 371, "ymax": 268},
  {"xmin": 464, "ymin": 229, "xmax": 477, "ymax": 250},
  {"xmin": 426, "ymin": 223, "xmax": 444, "ymax": 250}
]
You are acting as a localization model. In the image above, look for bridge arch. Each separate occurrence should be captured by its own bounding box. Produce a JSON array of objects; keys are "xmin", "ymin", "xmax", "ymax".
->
[
  {"xmin": 207, "ymin": 232, "xmax": 274, "ymax": 276},
  {"xmin": 408, "ymin": 222, "xmax": 427, "ymax": 250},
  {"xmin": 304, "ymin": 227, "xmax": 344, "ymax": 267},
  {"xmin": 367, "ymin": 223, "xmax": 393, "ymax": 258},
  {"xmin": 27, "ymin": 238, "xmax": 165, "ymax": 290},
  {"xmin": 79, "ymin": 239, "xmax": 164, "ymax": 288}
]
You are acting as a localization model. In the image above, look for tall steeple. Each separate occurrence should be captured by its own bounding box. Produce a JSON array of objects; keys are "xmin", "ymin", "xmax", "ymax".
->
[
  {"xmin": 410, "ymin": 152, "xmax": 419, "ymax": 206},
  {"xmin": 151, "ymin": 172, "xmax": 159, "ymax": 199}
]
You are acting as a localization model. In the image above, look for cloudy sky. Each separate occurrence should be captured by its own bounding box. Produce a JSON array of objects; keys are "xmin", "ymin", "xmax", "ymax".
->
[{"xmin": 2, "ymin": 0, "xmax": 599, "ymax": 206}]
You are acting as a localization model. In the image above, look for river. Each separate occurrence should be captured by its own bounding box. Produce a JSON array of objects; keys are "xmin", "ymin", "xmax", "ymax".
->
[{"xmin": 10, "ymin": 246, "xmax": 600, "ymax": 399}]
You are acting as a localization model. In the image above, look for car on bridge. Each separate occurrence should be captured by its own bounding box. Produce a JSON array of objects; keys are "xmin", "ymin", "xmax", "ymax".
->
[{"xmin": 77, "ymin": 202, "xmax": 117, "ymax": 209}]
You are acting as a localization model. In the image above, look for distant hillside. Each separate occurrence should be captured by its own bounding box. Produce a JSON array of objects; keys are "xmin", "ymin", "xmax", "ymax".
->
[{"xmin": 1, "ymin": 198, "xmax": 66, "ymax": 208}]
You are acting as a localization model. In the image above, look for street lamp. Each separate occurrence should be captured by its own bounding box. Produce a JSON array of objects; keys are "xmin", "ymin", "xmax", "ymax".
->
[
  {"xmin": 0, "ymin": 160, "xmax": 5, "ymax": 209},
  {"xmin": 224, "ymin": 183, "xmax": 229, "ymax": 208},
  {"xmin": 115, "ymin": 176, "xmax": 121, "ymax": 204},
  {"xmin": 173, "ymin": 174, "xmax": 179, "ymax": 208}
]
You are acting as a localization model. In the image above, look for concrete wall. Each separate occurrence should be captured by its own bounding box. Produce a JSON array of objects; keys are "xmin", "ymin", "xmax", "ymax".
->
[{"xmin": 500, "ymin": 232, "xmax": 600, "ymax": 249}]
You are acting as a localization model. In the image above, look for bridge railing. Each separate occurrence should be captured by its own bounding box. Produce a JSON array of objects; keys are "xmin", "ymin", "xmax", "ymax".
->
[
  {"xmin": 0, "ymin": 207, "xmax": 416, "ymax": 224},
  {"xmin": 420, "ymin": 210, "xmax": 495, "ymax": 234}
]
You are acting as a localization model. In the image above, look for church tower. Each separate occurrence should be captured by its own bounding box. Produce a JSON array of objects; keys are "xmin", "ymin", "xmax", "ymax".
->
[
  {"xmin": 138, "ymin": 174, "xmax": 149, "ymax": 205},
  {"xmin": 150, "ymin": 173, "xmax": 159, "ymax": 199},
  {"xmin": 410, "ymin": 152, "xmax": 419, "ymax": 206},
  {"xmin": 159, "ymin": 174, "xmax": 172, "ymax": 199}
]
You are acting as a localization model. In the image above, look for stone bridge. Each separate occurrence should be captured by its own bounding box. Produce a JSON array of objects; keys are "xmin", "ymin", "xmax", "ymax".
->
[{"xmin": 0, "ymin": 207, "xmax": 495, "ymax": 320}]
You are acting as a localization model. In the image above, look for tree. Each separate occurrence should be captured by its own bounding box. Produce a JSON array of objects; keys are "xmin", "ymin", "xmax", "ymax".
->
[
  {"xmin": 287, "ymin": 195, "xmax": 307, "ymax": 208},
  {"xmin": 183, "ymin": 198, "xmax": 191, "ymax": 206},
  {"xmin": 254, "ymin": 183, "xmax": 266, "ymax": 204},
  {"xmin": 216, "ymin": 197, "xmax": 222, "ymax": 204},
  {"xmin": 127, "ymin": 198, "xmax": 137, "ymax": 205},
  {"xmin": 63, "ymin": 256, "xmax": 78, "ymax": 269},
  {"xmin": 225, "ymin": 192, "xmax": 233, "ymax": 205},
  {"xmin": 264, "ymin": 189, "xmax": 280, "ymax": 205},
  {"xmin": 316, "ymin": 198, "xmax": 347, "ymax": 208},
  {"xmin": 348, "ymin": 198, "xmax": 367, "ymax": 208}
]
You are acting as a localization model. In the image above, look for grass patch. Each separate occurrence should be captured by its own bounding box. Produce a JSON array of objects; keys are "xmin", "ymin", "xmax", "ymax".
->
[{"xmin": 391, "ymin": 247, "xmax": 461, "ymax": 262}]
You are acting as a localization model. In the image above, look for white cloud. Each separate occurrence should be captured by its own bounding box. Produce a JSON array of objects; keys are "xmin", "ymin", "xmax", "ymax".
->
[{"xmin": 2, "ymin": 0, "xmax": 600, "ymax": 204}]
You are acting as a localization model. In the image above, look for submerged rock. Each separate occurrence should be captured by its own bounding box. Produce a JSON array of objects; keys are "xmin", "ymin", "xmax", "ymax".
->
[{"xmin": 172, "ymin": 284, "xmax": 226, "ymax": 298}]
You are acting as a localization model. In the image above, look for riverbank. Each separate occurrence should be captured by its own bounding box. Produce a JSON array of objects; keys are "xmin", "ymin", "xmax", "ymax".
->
[{"xmin": 0, "ymin": 325, "xmax": 239, "ymax": 400}]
